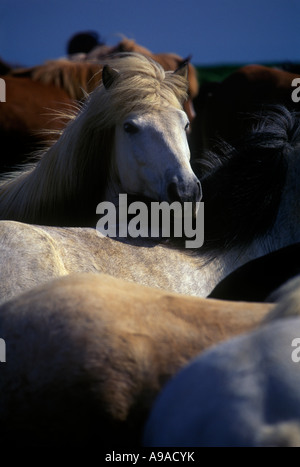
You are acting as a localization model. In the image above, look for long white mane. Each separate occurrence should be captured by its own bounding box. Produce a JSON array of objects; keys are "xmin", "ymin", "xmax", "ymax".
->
[{"xmin": 0, "ymin": 53, "xmax": 189, "ymax": 226}]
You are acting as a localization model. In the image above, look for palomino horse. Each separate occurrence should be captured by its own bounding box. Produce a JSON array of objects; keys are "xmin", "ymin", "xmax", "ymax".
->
[
  {"xmin": 0, "ymin": 271, "xmax": 273, "ymax": 447},
  {"xmin": 10, "ymin": 59, "xmax": 103, "ymax": 100},
  {"xmin": 0, "ymin": 53, "xmax": 200, "ymax": 226},
  {"xmin": 189, "ymin": 64, "xmax": 300, "ymax": 156},
  {"xmin": 0, "ymin": 106, "xmax": 299, "ymax": 304},
  {"xmin": 144, "ymin": 275, "xmax": 300, "ymax": 447}
]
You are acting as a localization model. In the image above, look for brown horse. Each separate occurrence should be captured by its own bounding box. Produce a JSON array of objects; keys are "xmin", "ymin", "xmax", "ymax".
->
[
  {"xmin": 0, "ymin": 75, "xmax": 73, "ymax": 171},
  {"xmin": 189, "ymin": 64, "xmax": 300, "ymax": 156},
  {"xmin": 0, "ymin": 271, "xmax": 273, "ymax": 447}
]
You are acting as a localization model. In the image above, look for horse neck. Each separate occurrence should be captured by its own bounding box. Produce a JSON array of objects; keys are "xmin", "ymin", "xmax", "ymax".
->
[
  {"xmin": 199, "ymin": 145, "xmax": 300, "ymax": 288},
  {"xmin": 263, "ymin": 147, "xmax": 300, "ymax": 250},
  {"xmin": 0, "ymin": 115, "xmax": 113, "ymax": 226},
  {"xmin": 0, "ymin": 168, "xmax": 40, "ymax": 223},
  {"xmin": 103, "ymin": 170, "xmax": 123, "ymax": 204}
]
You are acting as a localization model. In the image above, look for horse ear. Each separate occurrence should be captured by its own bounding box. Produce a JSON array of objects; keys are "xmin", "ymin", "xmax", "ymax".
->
[
  {"xmin": 102, "ymin": 65, "xmax": 120, "ymax": 89},
  {"xmin": 174, "ymin": 56, "xmax": 192, "ymax": 80}
]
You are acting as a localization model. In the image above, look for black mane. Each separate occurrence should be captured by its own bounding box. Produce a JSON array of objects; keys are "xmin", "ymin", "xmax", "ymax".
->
[{"xmin": 191, "ymin": 105, "xmax": 300, "ymax": 256}]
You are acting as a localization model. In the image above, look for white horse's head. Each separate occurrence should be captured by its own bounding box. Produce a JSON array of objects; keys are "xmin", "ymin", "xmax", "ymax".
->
[
  {"xmin": 113, "ymin": 108, "xmax": 201, "ymax": 204},
  {"xmin": 101, "ymin": 54, "xmax": 201, "ymax": 207}
]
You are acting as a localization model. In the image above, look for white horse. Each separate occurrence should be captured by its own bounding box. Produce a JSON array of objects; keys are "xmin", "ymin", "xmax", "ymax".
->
[
  {"xmin": 0, "ymin": 106, "xmax": 299, "ymax": 303},
  {"xmin": 143, "ymin": 275, "xmax": 300, "ymax": 447},
  {"xmin": 0, "ymin": 53, "xmax": 200, "ymax": 226}
]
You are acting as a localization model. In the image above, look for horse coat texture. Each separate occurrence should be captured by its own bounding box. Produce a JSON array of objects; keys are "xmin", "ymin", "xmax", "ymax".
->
[
  {"xmin": 143, "ymin": 276, "xmax": 300, "ymax": 447},
  {"xmin": 0, "ymin": 272, "xmax": 272, "ymax": 447}
]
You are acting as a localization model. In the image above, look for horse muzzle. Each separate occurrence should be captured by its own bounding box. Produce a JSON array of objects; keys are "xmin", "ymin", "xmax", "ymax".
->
[{"xmin": 166, "ymin": 175, "xmax": 202, "ymax": 218}]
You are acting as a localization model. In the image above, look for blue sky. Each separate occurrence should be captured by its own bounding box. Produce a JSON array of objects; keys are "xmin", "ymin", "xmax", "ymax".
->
[{"xmin": 0, "ymin": 0, "xmax": 299, "ymax": 68}]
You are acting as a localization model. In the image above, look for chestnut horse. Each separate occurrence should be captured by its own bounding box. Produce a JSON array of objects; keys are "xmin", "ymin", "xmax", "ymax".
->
[
  {"xmin": 0, "ymin": 272, "xmax": 273, "ymax": 447},
  {"xmin": 0, "ymin": 75, "xmax": 73, "ymax": 171}
]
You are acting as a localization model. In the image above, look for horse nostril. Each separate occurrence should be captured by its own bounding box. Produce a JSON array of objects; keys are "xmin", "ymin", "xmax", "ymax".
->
[
  {"xmin": 167, "ymin": 180, "xmax": 202, "ymax": 204},
  {"xmin": 167, "ymin": 182, "xmax": 181, "ymax": 203}
]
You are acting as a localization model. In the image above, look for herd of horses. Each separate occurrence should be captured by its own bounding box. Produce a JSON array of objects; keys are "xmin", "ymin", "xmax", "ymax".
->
[{"xmin": 1, "ymin": 36, "xmax": 300, "ymax": 447}]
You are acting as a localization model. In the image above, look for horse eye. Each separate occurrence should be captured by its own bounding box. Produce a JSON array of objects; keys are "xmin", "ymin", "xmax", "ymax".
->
[
  {"xmin": 185, "ymin": 122, "xmax": 190, "ymax": 131},
  {"xmin": 124, "ymin": 122, "xmax": 139, "ymax": 134}
]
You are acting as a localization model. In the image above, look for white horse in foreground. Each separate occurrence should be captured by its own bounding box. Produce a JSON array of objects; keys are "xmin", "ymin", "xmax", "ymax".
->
[
  {"xmin": 0, "ymin": 106, "xmax": 299, "ymax": 303},
  {"xmin": 143, "ymin": 275, "xmax": 300, "ymax": 447},
  {"xmin": 0, "ymin": 53, "xmax": 200, "ymax": 226}
]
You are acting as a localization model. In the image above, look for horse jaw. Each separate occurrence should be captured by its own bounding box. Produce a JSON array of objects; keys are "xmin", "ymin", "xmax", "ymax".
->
[{"xmin": 112, "ymin": 108, "xmax": 201, "ymax": 205}]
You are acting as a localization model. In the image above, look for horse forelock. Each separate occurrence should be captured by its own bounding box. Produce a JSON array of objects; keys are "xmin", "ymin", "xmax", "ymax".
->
[
  {"xmin": 31, "ymin": 53, "xmax": 188, "ymax": 137},
  {"xmin": 67, "ymin": 53, "xmax": 189, "ymax": 181},
  {"xmin": 92, "ymin": 53, "xmax": 188, "ymax": 122},
  {"xmin": 72, "ymin": 54, "xmax": 189, "ymax": 201}
]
